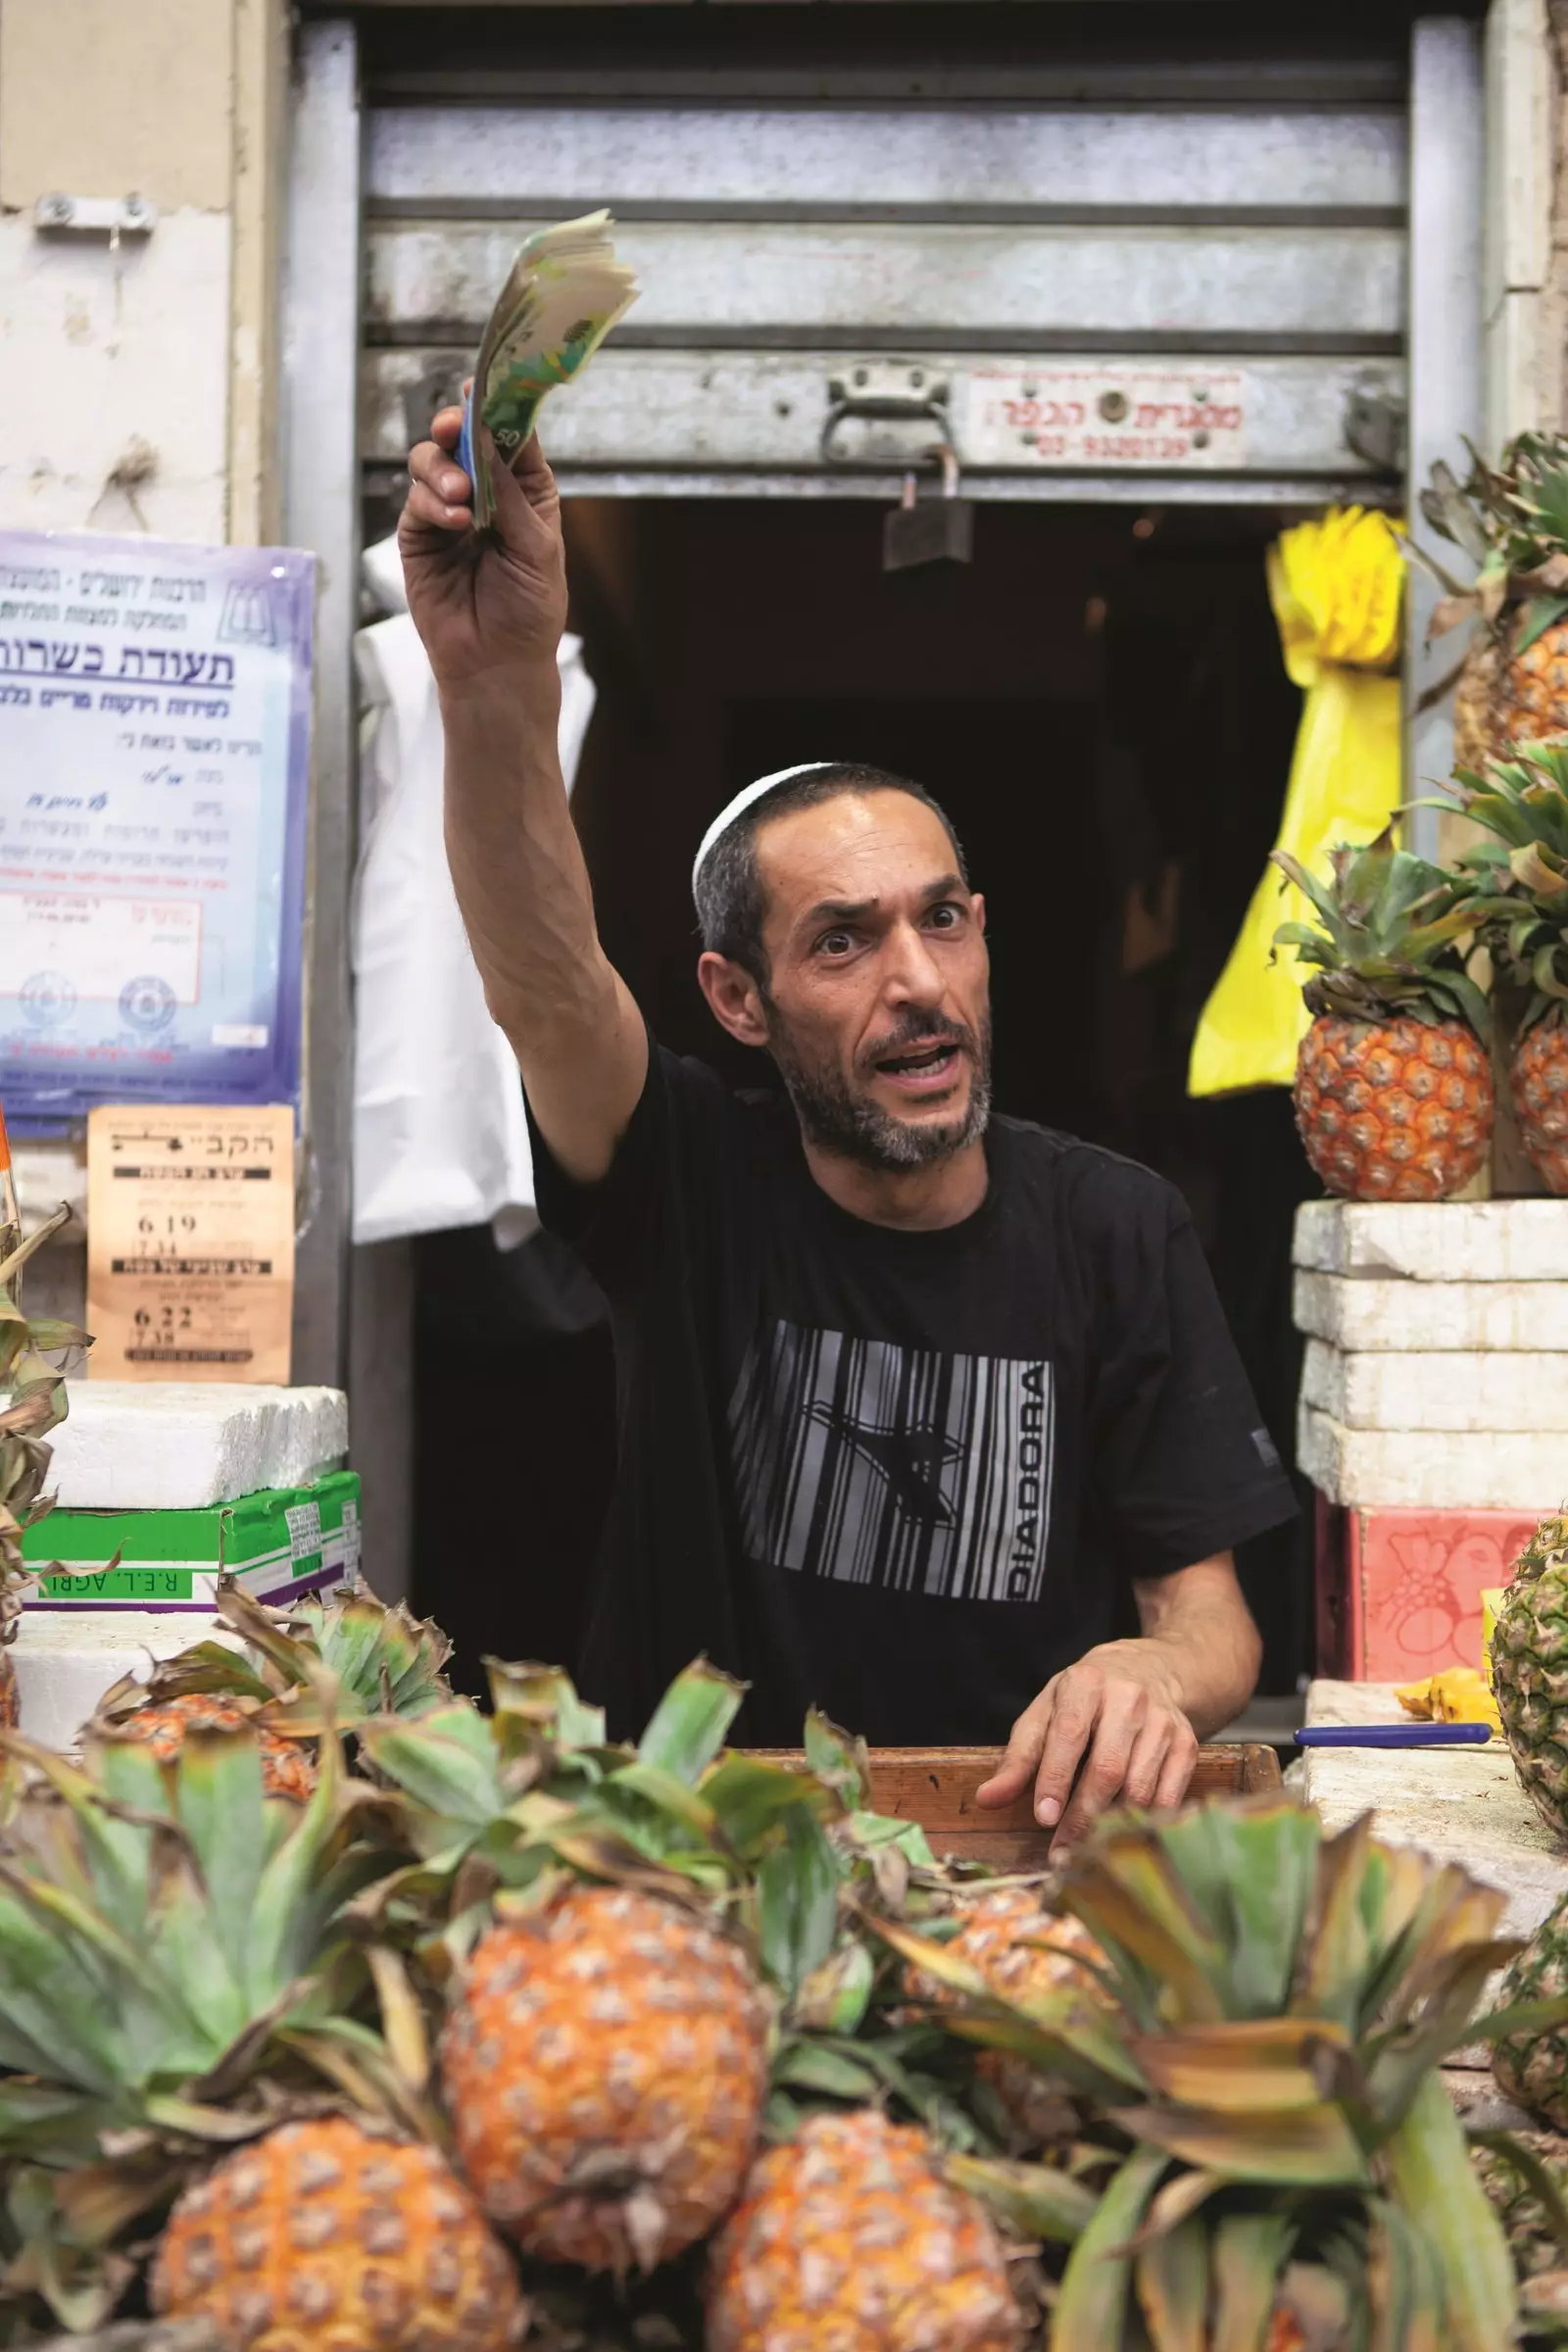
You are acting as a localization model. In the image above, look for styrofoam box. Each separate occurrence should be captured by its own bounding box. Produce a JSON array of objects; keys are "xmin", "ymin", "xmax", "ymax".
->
[
  {"xmin": 1301, "ymin": 1339, "xmax": 1568, "ymax": 1431},
  {"xmin": 46, "ymin": 1384, "xmax": 348, "ymax": 1510},
  {"xmin": 12, "ymin": 1611, "xmax": 246, "ymax": 1752},
  {"xmin": 1295, "ymin": 1199, "xmax": 1568, "ymax": 1283},
  {"xmin": 1298, "ymin": 1400, "xmax": 1568, "ymax": 1512},
  {"xmin": 1294, "ymin": 1270, "xmax": 1568, "ymax": 1353}
]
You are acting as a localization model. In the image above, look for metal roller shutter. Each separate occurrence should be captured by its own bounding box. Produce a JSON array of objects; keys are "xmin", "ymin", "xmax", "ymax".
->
[{"xmin": 358, "ymin": 17, "xmax": 1409, "ymax": 506}]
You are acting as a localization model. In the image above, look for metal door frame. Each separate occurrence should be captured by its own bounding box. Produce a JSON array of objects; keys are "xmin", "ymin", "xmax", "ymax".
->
[
  {"xmin": 1405, "ymin": 17, "xmax": 1485, "ymax": 862},
  {"xmin": 280, "ymin": 9, "xmax": 1488, "ymax": 1403}
]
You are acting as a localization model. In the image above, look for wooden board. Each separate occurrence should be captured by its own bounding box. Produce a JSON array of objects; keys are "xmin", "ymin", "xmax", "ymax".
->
[{"xmin": 748, "ymin": 1742, "xmax": 1284, "ymax": 1869}]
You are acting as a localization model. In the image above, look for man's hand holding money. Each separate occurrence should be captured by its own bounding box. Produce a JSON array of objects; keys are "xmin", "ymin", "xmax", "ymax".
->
[
  {"xmin": 401, "ymin": 401, "xmax": 568, "ymax": 696},
  {"xmin": 397, "ymin": 210, "xmax": 650, "ymax": 1197}
]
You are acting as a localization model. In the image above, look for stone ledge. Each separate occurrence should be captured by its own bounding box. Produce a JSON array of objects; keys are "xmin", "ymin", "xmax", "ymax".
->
[{"xmin": 1302, "ymin": 1679, "xmax": 1568, "ymax": 1937}]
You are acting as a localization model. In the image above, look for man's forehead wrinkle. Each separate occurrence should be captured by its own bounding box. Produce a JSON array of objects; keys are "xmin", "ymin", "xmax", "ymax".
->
[{"xmin": 794, "ymin": 873, "xmax": 966, "ymax": 931}]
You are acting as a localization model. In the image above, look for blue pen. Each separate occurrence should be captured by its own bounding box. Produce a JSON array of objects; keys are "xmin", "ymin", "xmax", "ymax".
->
[{"xmin": 1295, "ymin": 1723, "xmax": 1493, "ymax": 1748}]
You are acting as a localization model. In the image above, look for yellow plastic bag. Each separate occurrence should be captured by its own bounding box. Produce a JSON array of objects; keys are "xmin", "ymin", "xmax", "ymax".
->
[{"xmin": 1187, "ymin": 507, "xmax": 1404, "ymax": 1098}]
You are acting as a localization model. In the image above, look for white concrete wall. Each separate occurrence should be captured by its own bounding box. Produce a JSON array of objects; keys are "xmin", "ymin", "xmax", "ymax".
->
[
  {"xmin": 0, "ymin": 0, "xmax": 284, "ymax": 544},
  {"xmin": 0, "ymin": 0, "xmax": 287, "ymax": 1300},
  {"xmin": 0, "ymin": 0, "xmax": 416, "ymax": 1602}
]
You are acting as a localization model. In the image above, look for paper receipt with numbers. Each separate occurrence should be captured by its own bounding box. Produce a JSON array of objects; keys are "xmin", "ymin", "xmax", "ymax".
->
[{"xmin": 86, "ymin": 1104, "xmax": 295, "ymax": 1382}]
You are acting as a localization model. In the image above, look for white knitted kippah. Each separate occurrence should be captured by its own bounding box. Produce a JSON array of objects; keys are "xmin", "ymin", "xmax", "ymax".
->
[{"xmin": 690, "ymin": 762, "xmax": 840, "ymax": 897}]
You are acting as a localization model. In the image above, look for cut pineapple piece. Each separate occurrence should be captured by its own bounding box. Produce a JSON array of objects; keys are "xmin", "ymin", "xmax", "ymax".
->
[{"xmin": 1395, "ymin": 1668, "xmax": 1501, "ymax": 1731}]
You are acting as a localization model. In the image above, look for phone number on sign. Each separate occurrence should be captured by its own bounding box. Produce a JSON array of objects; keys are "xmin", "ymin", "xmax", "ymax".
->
[{"xmin": 1027, "ymin": 432, "xmax": 1228, "ymax": 463}]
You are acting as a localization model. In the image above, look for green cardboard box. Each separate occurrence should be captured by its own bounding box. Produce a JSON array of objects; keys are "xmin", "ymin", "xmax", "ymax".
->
[{"xmin": 22, "ymin": 1468, "xmax": 362, "ymax": 1613}]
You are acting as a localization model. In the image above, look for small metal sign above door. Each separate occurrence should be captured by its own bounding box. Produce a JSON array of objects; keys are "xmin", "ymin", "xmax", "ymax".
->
[{"xmin": 958, "ymin": 368, "xmax": 1248, "ymax": 472}]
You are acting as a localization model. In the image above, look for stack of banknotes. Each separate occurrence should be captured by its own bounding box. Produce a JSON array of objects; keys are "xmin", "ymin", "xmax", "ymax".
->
[{"xmin": 459, "ymin": 209, "xmax": 640, "ymax": 526}]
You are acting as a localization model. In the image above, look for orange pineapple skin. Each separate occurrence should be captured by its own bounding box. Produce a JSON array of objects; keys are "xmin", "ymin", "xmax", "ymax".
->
[
  {"xmin": 908, "ymin": 1886, "xmax": 1105, "ymax": 2145},
  {"xmin": 122, "ymin": 1692, "xmax": 317, "ymax": 1802},
  {"xmin": 151, "ymin": 2115, "xmax": 524, "ymax": 2352},
  {"xmin": 0, "ymin": 1649, "xmax": 17, "ymax": 1733},
  {"xmin": 1512, "ymin": 1020, "xmax": 1568, "ymax": 1195},
  {"xmin": 1454, "ymin": 623, "xmax": 1568, "ymax": 771},
  {"xmin": 706, "ymin": 2109, "xmax": 1023, "ymax": 2352},
  {"xmin": 1293, "ymin": 1015, "xmax": 1493, "ymax": 1200},
  {"xmin": 441, "ymin": 1886, "xmax": 770, "ymax": 2272}
]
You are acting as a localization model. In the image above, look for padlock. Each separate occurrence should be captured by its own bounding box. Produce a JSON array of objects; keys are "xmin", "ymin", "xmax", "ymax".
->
[{"xmin": 882, "ymin": 443, "xmax": 974, "ymax": 572}]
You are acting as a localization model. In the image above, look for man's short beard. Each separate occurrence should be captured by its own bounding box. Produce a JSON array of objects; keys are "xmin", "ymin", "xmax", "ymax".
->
[{"xmin": 762, "ymin": 999, "xmax": 994, "ymax": 1173}]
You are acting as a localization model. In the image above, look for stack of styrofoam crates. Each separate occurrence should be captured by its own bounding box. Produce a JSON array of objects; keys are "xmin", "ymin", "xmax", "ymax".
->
[
  {"xmin": 15, "ymin": 1383, "xmax": 354, "ymax": 1748},
  {"xmin": 1294, "ymin": 1200, "xmax": 1568, "ymax": 1681}
]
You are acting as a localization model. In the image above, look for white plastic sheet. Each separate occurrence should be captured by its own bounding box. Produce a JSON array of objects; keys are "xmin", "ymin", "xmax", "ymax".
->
[{"xmin": 351, "ymin": 535, "xmax": 596, "ymax": 1249}]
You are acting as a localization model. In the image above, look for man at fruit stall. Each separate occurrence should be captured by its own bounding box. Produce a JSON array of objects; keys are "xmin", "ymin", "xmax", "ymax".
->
[{"xmin": 400, "ymin": 416, "xmax": 1297, "ymax": 1848}]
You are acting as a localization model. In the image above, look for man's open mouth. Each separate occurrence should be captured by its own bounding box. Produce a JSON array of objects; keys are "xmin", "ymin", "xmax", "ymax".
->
[{"xmin": 872, "ymin": 1041, "xmax": 964, "ymax": 1090}]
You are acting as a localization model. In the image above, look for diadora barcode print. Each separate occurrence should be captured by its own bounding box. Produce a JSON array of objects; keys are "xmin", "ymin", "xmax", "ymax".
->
[{"xmin": 728, "ymin": 1320, "xmax": 1054, "ymax": 1603}]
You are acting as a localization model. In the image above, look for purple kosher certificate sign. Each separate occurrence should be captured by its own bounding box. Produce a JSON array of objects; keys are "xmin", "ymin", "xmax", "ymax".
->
[{"xmin": 0, "ymin": 530, "xmax": 314, "ymax": 1127}]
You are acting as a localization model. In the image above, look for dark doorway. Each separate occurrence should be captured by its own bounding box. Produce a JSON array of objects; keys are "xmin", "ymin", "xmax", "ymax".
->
[{"xmin": 412, "ymin": 494, "xmax": 1317, "ymax": 1695}]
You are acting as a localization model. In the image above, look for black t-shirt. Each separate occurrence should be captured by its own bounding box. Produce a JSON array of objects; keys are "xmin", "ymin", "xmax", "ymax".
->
[{"xmin": 526, "ymin": 1042, "xmax": 1295, "ymax": 1745}]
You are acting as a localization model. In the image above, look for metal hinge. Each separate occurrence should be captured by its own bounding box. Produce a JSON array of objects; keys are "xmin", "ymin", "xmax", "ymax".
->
[{"xmin": 822, "ymin": 361, "xmax": 953, "ymax": 466}]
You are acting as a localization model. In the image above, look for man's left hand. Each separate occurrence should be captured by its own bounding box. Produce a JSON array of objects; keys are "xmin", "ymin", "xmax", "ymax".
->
[
  {"xmin": 973, "ymin": 1550, "xmax": 1262, "ymax": 1849},
  {"xmin": 975, "ymin": 1642, "xmax": 1199, "ymax": 1849}
]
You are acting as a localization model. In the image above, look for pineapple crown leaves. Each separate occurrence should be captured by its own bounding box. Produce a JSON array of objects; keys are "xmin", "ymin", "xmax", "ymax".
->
[
  {"xmin": 353, "ymin": 1663, "xmax": 944, "ymax": 2013},
  {"xmin": 1412, "ymin": 435, "xmax": 1568, "ymax": 655},
  {"xmin": 1045, "ymin": 2117, "xmax": 1514, "ymax": 2352},
  {"xmin": 1507, "ymin": 1510, "xmax": 1568, "ymax": 1586},
  {"xmin": 1432, "ymin": 744, "xmax": 1568, "ymax": 1028},
  {"xmin": 1270, "ymin": 833, "xmax": 1493, "ymax": 1041},
  {"xmin": 0, "ymin": 1717, "xmax": 397, "ymax": 2157},
  {"xmin": 90, "ymin": 1580, "xmax": 455, "ymax": 1743},
  {"xmin": 873, "ymin": 1803, "xmax": 1530, "ymax": 2317}
]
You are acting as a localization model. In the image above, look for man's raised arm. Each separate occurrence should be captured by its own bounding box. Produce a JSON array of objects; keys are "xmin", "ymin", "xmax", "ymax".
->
[{"xmin": 399, "ymin": 410, "xmax": 648, "ymax": 1181}]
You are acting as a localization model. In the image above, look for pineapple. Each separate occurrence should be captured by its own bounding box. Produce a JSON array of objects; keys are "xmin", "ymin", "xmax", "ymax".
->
[
  {"xmin": 1489, "ymin": 1512, "xmax": 1568, "ymax": 1836},
  {"xmin": 152, "ymin": 2115, "xmax": 524, "ymax": 2352},
  {"xmin": 363, "ymin": 1664, "xmax": 806, "ymax": 2273},
  {"xmin": 884, "ymin": 1797, "xmax": 1530, "ymax": 2344},
  {"xmin": 1494, "ymin": 1890, "xmax": 1568, "ymax": 2131},
  {"xmin": 1514, "ymin": 1018, "xmax": 1568, "ymax": 1193},
  {"xmin": 1412, "ymin": 434, "xmax": 1568, "ymax": 767},
  {"xmin": 906, "ymin": 1886, "xmax": 1104, "ymax": 2147},
  {"xmin": 0, "ymin": 1102, "xmax": 86, "ymax": 1730},
  {"xmin": 365, "ymin": 1666, "xmax": 1031, "ymax": 2280},
  {"xmin": 441, "ymin": 1885, "xmax": 770, "ymax": 2272},
  {"xmin": 1435, "ymin": 740, "xmax": 1568, "ymax": 1191},
  {"xmin": 1272, "ymin": 832, "xmax": 1493, "ymax": 1199},
  {"xmin": 705, "ymin": 2108, "xmax": 1023, "ymax": 2352},
  {"xmin": 92, "ymin": 1577, "xmax": 454, "ymax": 1792},
  {"xmin": 0, "ymin": 1714, "xmax": 415, "ymax": 2337},
  {"xmin": 1475, "ymin": 2132, "xmax": 1568, "ymax": 2281},
  {"xmin": 105, "ymin": 1690, "xmax": 318, "ymax": 1802}
]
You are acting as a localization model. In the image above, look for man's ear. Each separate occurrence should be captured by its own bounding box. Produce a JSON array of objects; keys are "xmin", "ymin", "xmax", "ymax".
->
[{"xmin": 697, "ymin": 951, "xmax": 771, "ymax": 1048}]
